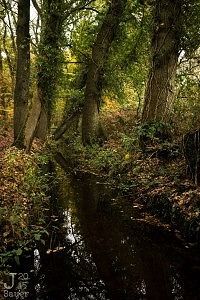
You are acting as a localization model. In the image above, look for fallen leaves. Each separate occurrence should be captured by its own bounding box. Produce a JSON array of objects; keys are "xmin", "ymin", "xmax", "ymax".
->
[{"xmin": 0, "ymin": 133, "xmax": 50, "ymax": 256}]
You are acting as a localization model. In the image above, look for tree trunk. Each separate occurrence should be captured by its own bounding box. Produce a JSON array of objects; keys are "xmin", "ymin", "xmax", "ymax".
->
[
  {"xmin": 24, "ymin": 90, "xmax": 41, "ymax": 151},
  {"xmin": 0, "ymin": 40, "xmax": 6, "ymax": 121},
  {"xmin": 142, "ymin": 0, "xmax": 181, "ymax": 124},
  {"xmin": 53, "ymin": 107, "xmax": 82, "ymax": 141},
  {"xmin": 34, "ymin": 0, "xmax": 64, "ymax": 141},
  {"xmin": 2, "ymin": 26, "xmax": 16, "ymax": 92},
  {"xmin": 24, "ymin": 0, "xmax": 64, "ymax": 150},
  {"xmin": 13, "ymin": 0, "xmax": 30, "ymax": 148},
  {"xmin": 82, "ymin": 0, "xmax": 127, "ymax": 145}
]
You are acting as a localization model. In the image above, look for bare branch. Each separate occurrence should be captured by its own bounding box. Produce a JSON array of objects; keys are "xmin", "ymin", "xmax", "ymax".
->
[{"xmin": 31, "ymin": 0, "xmax": 41, "ymax": 16}]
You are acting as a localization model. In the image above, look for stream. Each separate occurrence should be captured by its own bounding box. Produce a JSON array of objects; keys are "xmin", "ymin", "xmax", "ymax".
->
[{"xmin": 2, "ymin": 171, "xmax": 200, "ymax": 300}]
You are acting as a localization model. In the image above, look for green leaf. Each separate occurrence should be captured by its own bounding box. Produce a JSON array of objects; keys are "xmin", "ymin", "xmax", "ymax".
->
[
  {"xmin": 34, "ymin": 233, "xmax": 41, "ymax": 241},
  {"xmin": 16, "ymin": 248, "xmax": 23, "ymax": 256},
  {"xmin": 14, "ymin": 256, "xmax": 20, "ymax": 265}
]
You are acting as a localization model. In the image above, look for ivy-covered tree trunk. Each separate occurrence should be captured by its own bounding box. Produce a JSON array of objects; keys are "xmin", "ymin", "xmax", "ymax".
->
[
  {"xmin": 13, "ymin": 0, "xmax": 30, "ymax": 148},
  {"xmin": 82, "ymin": 0, "xmax": 127, "ymax": 145},
  {"xmin": 141, "ymin": 0, "xmax": 182, "ymax": 124},
  {"xmin": 24, "ymin": 0, "xmax": 64, "ymax": 150},
  {"xmin": 34, "ymin": 0, "xmax": 64, "ymax": 140}
]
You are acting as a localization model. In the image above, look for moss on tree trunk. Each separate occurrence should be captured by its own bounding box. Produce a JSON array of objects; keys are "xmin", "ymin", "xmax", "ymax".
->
[
  {"xmin": 142, "ymin": 0, "xmax": 181, "ymax": 124},
  {"xmin": 82, "ymin": 0, "xmax": 127, "ymax": 145}
]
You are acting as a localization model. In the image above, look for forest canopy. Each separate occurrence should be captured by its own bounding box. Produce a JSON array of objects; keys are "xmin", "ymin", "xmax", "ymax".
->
[{"xmin": 0, "ymin": 0, "xmax": 199, "ymax": 149}]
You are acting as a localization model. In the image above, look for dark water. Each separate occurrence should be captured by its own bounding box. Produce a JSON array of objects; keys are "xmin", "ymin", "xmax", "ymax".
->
[{"xmin": 2, "ymin": 172, "xmax": 200, "ymax": 300}]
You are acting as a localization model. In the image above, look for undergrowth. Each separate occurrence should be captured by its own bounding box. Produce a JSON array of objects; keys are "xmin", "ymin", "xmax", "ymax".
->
[
  {"xmin": 0, "ymin": 147, "xmax": 52, "ymax": 269},
  {"xmin": 57, "ymin": 108, "xmax": 200, "ymax": 243}
]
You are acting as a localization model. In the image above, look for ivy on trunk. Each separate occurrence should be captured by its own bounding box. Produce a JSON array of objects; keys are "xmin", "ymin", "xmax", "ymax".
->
[{"xmin": 82, "ymin": 0, "xmax": 127, "ymax": 146}]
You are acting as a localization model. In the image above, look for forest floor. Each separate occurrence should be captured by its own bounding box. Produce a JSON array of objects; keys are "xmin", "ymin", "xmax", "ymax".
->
[{"xmin": 0, "ymin": 129, "xmax": 50, "ymax": 270}]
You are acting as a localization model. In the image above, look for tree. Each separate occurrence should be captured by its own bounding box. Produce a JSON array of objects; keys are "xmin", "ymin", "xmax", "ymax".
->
[
  {"xmin": 0, "ymin": 0, "xmax": 17, "ymax": 92},
  {"xmin": 33, "ymin": 0, "xmax": 64, "ymax": 140},
  {"xmin": 0, "ymin": 38, "xmax": 5, "ymax": 120},
  {"xmin": 23, "ymin": 0, "xmax": 65, "ymax": 151},
  {"xmin": 13, "ymin": 0, "xmax": 30, "ymax": 148},
  {"xmin": 81, "ymin": 0, "xmax": 127, "ymax": 145},
  {"xmin": 24, "ymin": 0, "xmax": 100, "ymax": 150},
  {"xmin": 141, "ymin": 0, "xmax": 182, "ymax": 124}
]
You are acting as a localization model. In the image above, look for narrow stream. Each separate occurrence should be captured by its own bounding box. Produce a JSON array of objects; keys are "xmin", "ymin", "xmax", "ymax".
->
[{"xmin": 2, "ymin": 171, "xmax": 200, "ymax": 299}]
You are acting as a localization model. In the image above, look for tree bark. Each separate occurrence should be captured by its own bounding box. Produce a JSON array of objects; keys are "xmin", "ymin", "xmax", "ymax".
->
[
  {"xmin": 82, "ymin": 0, "xmax": 127, "ymax": 145},
  {"xmin": 142, "ymin": 0, "xmax": 181, "ymax": 124},
  {"xmin": 24, "ymin": 91, "xmax": 41, "ymax": 151},
  {"xmin": 53, "ymin": 107, "xmax": 82, "ymax": 141},
  {"xmin": 13, "ymin": 0, "xmax": 30, "ymax": 148},
  {"xmin": 24, "ymin": 0, "xmax": 64, "ymax": 150},
  {"xmin": 0, "ymin": 41, "xmax": 6, "ymax": 121},
  {"xmin": 2, "ymin": 18, "xmax": 16, "ymax": 93},
  {"xmin": 34, "ymin": 0, "xmax": 64, "ymax": 141}
]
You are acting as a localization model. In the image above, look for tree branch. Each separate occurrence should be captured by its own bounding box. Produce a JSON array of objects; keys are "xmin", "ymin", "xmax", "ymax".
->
[{"xmin": 31, "ymin": 0, "xmax": 41, "ymax": 16}]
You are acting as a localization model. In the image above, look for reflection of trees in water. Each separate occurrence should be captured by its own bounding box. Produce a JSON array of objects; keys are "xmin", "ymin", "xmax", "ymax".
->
[
  {"xmin": 35, "ymin": 174, "xmax": 200, "ymax": 300},
  {"xmin": 71, "ymin": 176, "xmax": 182, "ymax": 300},
  {"xmin": 36, "ymin": 180, "xmax": 109, "ymax": 299}
]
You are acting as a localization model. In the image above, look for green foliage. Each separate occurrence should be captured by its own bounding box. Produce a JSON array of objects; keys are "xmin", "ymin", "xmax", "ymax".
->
[
  {"xmin": 70, "ymin": 1, "xmax": 107, "ymax": 58},
  {"xmin": 37, "ymin": 0, "xmax": 66, "ymax": 117},
  {"xmin": 61, "ymin": 0, "xmax": 150, "ymax": 115},
  {"xmin": 88, "ymin": 146, "xmax": 123, "ymax": 173},
  {"xmin": 138, "ymin": 122, "xmax": 172, "ymax": 142},
  {"xmin": 117, "ymin": 180, "xmax": 137, "ymax": 194},
  {"xmin": 174, "ymin": 54, "xmax": 200, "ymax": 133},
  {"xmin": 61, "ymin": 1, "xmax": 108, "ymax": 119},
  {"xmin": 120, "ymin": 132, "xmax": 139, "ymax": 151},
  {"xmin": 0, "ymin": 149, "xmax": 52, "ymax": 267},
  {"xmin": 181, "ymin": 0, "xmax": 200, "ymax": 55},
  {"xmin": 104, "ymin": 1, "xmax": 151, "ymax": 103}
]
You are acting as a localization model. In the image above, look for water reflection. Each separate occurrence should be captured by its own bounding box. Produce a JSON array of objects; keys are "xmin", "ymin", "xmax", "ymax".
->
[
  {"xmin": 4, "ymin": 172, "xmax": 200, "ymax": 299},
  {"xmin": 64, "ymin": 175, "xmax": 177, "ymax": 300},
  {"xmin": 36, "ymin": 173, "xmax": 198, "ymax": 300}
]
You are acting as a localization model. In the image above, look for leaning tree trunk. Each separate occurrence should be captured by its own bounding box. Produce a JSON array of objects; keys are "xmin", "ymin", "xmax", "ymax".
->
[
  {"xmin": 13, "ymin": 0, "xmax": 30, "ymax": 148},
  {"xmin": 34, "ymin": 0, "xmax": 64, "ymax": 140},
  {"xmin": 82, "ymin": 0, "xmax": 127, "ymax": 145},
  {"xmin": 24, "ymin": 0, "xmax": 64, "ymax": 150},
  {"xmin": 141, "ymin": 0, "xmax": 182, "ymax": 124}
]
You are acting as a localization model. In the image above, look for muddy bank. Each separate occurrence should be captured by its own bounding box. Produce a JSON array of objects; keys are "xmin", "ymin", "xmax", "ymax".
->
[{"xmin": 137, "ymin": 185, "xmax": 200, "ymax": 246}]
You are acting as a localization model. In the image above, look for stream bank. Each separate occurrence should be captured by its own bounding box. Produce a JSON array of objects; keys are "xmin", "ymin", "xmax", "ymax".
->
[
  {"xmin": 1, "ymin": 165, "xmax": 200, "ymax": 299},
  {"xmin": 0, "ymin": 140, "xmax": 200, "ymax": 299},
  {"xmin": 57, "ymin": 133, "xmax": 200, "ymax": 247}
]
